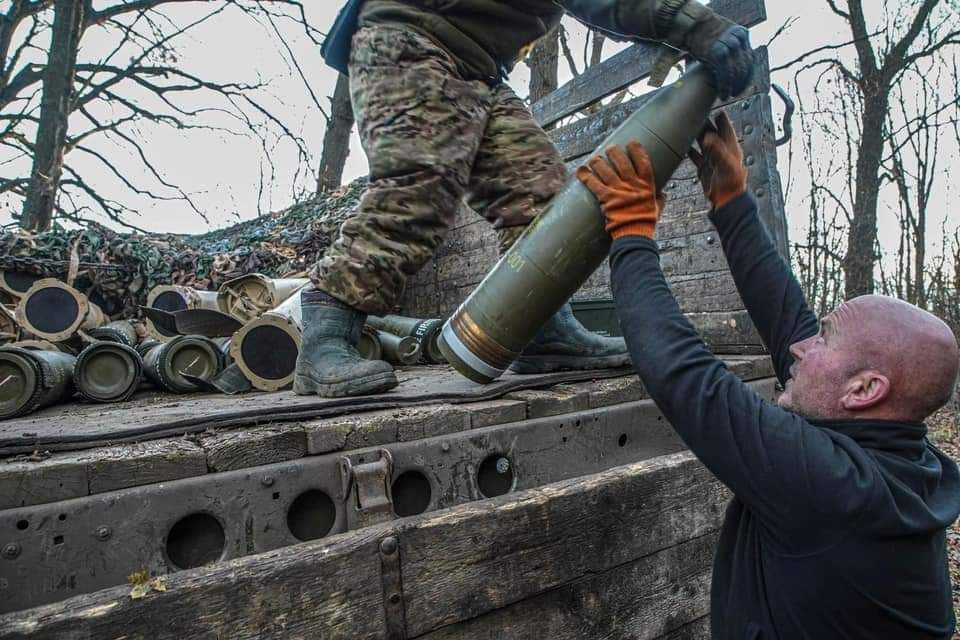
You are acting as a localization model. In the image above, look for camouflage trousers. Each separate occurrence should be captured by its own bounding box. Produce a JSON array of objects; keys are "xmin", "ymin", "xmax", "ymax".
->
[{"xmin": 311, "ymin": 25, "xmax": 567, "ymax": 315}]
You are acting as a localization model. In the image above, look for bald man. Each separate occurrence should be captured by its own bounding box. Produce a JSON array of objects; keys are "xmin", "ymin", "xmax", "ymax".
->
[{"xmin": 576, "ymin": 113, "xmax": 960, "ymax": 639}]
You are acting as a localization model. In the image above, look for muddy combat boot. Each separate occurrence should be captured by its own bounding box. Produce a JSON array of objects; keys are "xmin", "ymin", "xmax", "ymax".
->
[
  {"xmin": 293, "ymin": 290, "xmax": 398, "ymax": 397},
  {"xmin": 508, "ymin": 303, "xmax": 630, "ymax": 374}
]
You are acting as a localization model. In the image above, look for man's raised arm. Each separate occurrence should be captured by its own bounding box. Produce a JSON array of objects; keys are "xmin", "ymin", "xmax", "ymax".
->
[
  {"xmin": 688, "ymin": 112, "xmax": 818, "ymax": 383},
  {"xmin": 558, "ymin": 0, "xmax": 754, "ymax": 98}
]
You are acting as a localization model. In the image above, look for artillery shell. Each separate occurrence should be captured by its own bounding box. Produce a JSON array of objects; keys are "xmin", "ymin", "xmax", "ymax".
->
[{"xmin": 439, "ymin": 63, "xmax": 718, "ymax": 383}]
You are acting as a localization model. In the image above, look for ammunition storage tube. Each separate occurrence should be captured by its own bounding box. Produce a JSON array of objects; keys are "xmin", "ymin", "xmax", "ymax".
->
[
  {"xmin": 74, "ymin": 342, "xmax": 142, "ymax": 403},
  {"xmin": 142, "ymin": 336, "xmax": 225, "ymax": 393},
  {"xmin": 0, "ymin": 346, "xmax": 75, "ymax": 419}
]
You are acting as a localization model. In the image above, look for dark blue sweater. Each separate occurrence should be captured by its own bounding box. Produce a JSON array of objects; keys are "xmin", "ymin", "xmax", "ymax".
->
[{"xmin": 608, "ymin": 193, "xmax": 960, "ymax": 639}]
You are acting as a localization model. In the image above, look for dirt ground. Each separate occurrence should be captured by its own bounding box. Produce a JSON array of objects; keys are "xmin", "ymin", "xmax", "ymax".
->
[{"xmin": 927, "ymin": 400, "xmax": 960, "ymax": 637}]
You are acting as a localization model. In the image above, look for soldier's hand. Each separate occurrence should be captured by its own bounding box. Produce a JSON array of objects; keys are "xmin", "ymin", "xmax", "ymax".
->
[
  {"xmin": 575, "ymin": 141, "xmax": 665, "ymax": 240},
  {"xmin": 687, "ymin": 20, "xmax": 754, "ymax": 100},
  {"xmin": 687, "ymin": 111, "xmax": 748, "ymax": 210}
]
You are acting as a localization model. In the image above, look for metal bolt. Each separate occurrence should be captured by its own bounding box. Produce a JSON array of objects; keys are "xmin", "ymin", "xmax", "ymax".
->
[
  {"xmin": 2, "ymin": 543, "xmax": 21, "ymax": 560},
  {"xmin": 744, "ymin": 124, "xmax": 754, "ymax": 135},
  {"xmin": 261, "ymin": 475, "xmax": 274, "ymax": 487},
  {"xmin": 440, "ymin": 441, "xmax": 450, "ymax": 453},
  {"xmin": 496, "ymin": 457, "xmax": 510, "ymax": 475},
  {"xmin": 745, "ymin": 155, "xmax": 755, "ymax": 166},
  {"xmin": 95, "ymin": 526, "xmax": 112, "ymax": 541},
  {"xmin": 380, "ymin": 536, "xmax": 398, "ymax": 555},
  {"xmin": 706, "ymin": 236, "xmax": 716, "ymax": 245}
]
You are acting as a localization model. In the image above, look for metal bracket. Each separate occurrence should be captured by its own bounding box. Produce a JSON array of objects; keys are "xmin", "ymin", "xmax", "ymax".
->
[
  {"xmin": 379, "ymin": 536, "xmax": 408, "ymax": 640},
  {"xmin": 340, "ymin": 449, "xmax": 395, "ymax": 530}
]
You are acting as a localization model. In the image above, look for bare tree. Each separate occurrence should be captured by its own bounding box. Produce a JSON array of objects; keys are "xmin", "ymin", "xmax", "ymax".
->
[
  {"xmin": 19, "ymin": 0, "xmax": 82, "ymax": 231},
  {"xmin": 528, "ymin": 26, "xmax": 560, "ymax": 104},
  {"xmin": 779, "ymin": 0, "xmax": 960, "ymax": 298},
  {"xmin": 316, "ymin": 72, "xmax": 354, "ymax": 194},
  {"xmin": 1, "ymin": 0, "xmax": 322, "ymax": 231}
]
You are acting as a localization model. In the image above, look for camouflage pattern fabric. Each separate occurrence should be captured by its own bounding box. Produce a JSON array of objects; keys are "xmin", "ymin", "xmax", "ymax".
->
[
  {"xmin": 0, "ymin": 181, "xmax": 367, "ymax": 319},
  {"xmin": 312, "ymin": 25, "xmax": 567, "ymax": 315}
]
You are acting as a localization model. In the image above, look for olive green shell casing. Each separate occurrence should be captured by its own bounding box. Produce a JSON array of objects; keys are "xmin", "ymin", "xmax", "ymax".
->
[
  {"xmin": 0, "ymin": 346, "xmax": 75, "ymax": 419},
  {"xmin": 88, "ymin": 320, "xmax": 139, "ymax": 347},
  {"xmin": 357, "ymin": 325, "xmax": 383, "ymax": 361},
  {"xmin": 377, "ymin": 330, "xmax": 421, "ymax": 366},
  {"xmin": 440, "ymin": 63, "xmax": 718, "ymax": 383},
  {"xmin": 74, "ymin": 342, "xmax": 142, "ymax": 403},
  {"xmin": 367, "ymin": 315, "xmax": 445, "ymax": 364},
  {"xmin": 142, "ymin": 336, "xmax": 225, "ymax": 393}
]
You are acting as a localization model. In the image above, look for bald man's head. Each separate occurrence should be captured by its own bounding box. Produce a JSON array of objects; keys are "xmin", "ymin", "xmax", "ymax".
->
[{"xmin": 778, "ymin": 295, "xmax": 959, "ymax": 422}]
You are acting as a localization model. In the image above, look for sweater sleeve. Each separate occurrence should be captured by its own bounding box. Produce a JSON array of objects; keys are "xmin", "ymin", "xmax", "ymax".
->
[
  {"xmin": 609, "ymin": 235, "xmax": 878, "ymax": 533},
  {"xmin": 710, "ymin": 193, "xmax": 819, "ymax": 384},
  {"xmin": 558, "ymin": 0, "xmax": 707, "ymax": 45}
]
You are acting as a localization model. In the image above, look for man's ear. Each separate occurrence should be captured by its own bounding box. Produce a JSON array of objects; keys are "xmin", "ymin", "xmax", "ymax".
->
[{"xmin": 840, "ymin": 371, "xmax": 890, "ymax": 412}]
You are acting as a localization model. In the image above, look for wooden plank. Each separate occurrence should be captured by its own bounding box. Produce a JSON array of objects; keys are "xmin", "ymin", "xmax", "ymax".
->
[
  {"xmin": 0, "ymin": 527, "xmax": 388, "ymax": 640},
  {"xmin": 548, "ymin": 48, "xmax": 770, "ymax": 161},
  {"xmin": 419, "ymin": 532, "xmax": 716, "ymax": 640},
  {"xmin": 399, "ymin": 452, "xmax": 729, "ymax": 636},
  {"xmin": 506, "ymin": 385, "xmax": 590, "ymax": 419},
  {"xmin": 0, "ymin": 453, "xmax": 88, "ymax": 510},
  {"xmin": 199, "ymin": 423, "xmax": 307, "ymax": 473},
  {"xmin": 0, "ymin": 452, "xmax": 727, "ymax": 640},
  {"xmin": 461, "ymin": 399, "xmax": 528, "ymax": 429},
  {"xmin": 86, "ymin": 439, "xmax": 207, "ymax": 495},
  {"xmin": 689, "ymin": 310, "xmax": 763, "ymax": 351},
  {"xmin": 531, "ymin": 0, "xmax": 767, "ymax": 127}
]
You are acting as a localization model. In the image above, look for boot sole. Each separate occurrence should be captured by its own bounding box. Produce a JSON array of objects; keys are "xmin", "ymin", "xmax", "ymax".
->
[
  {"xmin": 507, "ymin": 353, "xmax": 631, "ymax": 375},
  {"xmin": 292, "ymin": 370, "xmax": 399, "ymax": 398}
]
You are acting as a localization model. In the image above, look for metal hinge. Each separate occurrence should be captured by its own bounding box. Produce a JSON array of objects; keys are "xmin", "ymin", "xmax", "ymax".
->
[
  {"xmin": 379, "ymin": 535, "xmax": 407, "ymax": 640},
  {"xmin": 339, "ymin": 449, "xmax": 396, "ymax": 531}
]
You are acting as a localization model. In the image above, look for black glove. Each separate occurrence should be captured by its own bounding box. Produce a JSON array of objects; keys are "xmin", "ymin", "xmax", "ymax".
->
[{"xmin": 690, "ymin": 23, "xmax": 754, "ymax": 100}]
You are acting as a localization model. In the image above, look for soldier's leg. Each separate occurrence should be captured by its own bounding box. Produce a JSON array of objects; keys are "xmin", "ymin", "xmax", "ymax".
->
[
  {"xmin": 295, "ymin": 25, "xmax": 490, "ymax": 398},
  {"xmin": 465, "ymin": 84, "xmax": 630, "ymax": 374}
]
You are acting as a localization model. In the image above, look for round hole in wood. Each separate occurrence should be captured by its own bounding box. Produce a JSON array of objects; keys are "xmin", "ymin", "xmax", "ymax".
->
[
  {"xmin": 166, "ymin": 513, "xmax": 225, "ymax": 570},
  {"xmin": 287, "ymin": 490, "xmax": 337, "ymax": 542},
  {"xmin": 478, "ymin": 454, "xmax": 514, "ymax": 498},
  {"xmin": 618, "ymin": 434, "xmax": 628, "ymax": 447},
  {"xmin": 393, "ymin": 471, "xmax": 431, "ymax": 517}
]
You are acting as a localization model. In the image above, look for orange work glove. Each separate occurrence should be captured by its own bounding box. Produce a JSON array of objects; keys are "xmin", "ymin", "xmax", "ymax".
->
[
  {"xmin": 575, "ymin": 141, "xmax": 666, "ymax": 240},
  {"xmin": 687, "ymin": 110, "xmax": 748, "ymax": 210}
]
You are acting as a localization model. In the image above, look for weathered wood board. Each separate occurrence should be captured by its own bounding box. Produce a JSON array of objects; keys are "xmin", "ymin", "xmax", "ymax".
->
[
  {"xmin": 0, "ymin": 452, "xmax": 730, "ymax": 640},
  {"xmin": 0, "ymin": 357, "xmax": 774, "ymax": 511}
]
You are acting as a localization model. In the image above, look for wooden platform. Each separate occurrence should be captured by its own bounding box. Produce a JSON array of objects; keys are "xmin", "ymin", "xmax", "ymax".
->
[{"xmin": 1, "ymin": 356, "xmax": 774, "ymax": 511}]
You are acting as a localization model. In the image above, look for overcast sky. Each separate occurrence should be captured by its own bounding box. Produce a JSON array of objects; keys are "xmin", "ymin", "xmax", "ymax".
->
[{"xmin": 1, "ymin": 2, "xmax": 957, "ymax": 267}]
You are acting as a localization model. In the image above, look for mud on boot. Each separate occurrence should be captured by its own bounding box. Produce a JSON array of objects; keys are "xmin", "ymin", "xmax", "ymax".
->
[
  {"xmin": 293, "ymin": 289, "xmax": 398, "ymax": 398},
  {"xmin": 508, "ymin": 303, "xmax": 631, "ymax": 374}
]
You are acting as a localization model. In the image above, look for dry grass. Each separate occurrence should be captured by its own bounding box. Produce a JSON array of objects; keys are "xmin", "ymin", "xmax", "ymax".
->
[{"xmin": 927, "ymin": 399, "xmax": 960, "ymax": 638}]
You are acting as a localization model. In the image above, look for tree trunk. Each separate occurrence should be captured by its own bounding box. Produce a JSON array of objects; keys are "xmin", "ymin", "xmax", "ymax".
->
[
  {"xmin": 842, "ymin": 90, "xmax": 888, "ymax": 299},
  {"xmin": 528, "ymin": 26, "xmax": 559, "ymax": 104},
  {"xmin": 316, "ymin": 72, "xmax": 354, "ymax": 195},
  {"xmin": 20, "ymin": 0, "xmax": 84, "ymax": 232}
]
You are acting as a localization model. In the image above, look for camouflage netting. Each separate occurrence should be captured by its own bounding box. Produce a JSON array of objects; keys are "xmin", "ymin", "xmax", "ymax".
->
[{"xmin": 0, "ymin": 179, "xmax": 366, "ymax": 318}]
